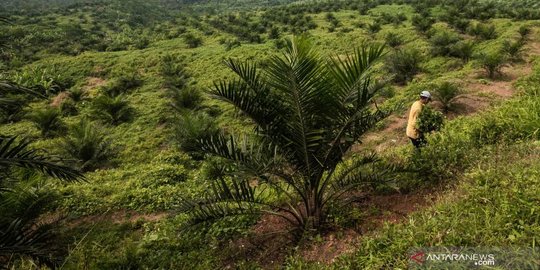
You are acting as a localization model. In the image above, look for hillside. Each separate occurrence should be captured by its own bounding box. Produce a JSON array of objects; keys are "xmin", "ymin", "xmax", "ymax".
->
[{"xmin": 1, "ymin": 0, "xmax": 539, "ymax": 269}]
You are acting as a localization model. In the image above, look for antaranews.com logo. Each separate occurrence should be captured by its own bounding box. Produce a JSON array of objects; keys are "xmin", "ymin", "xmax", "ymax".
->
[{"xmin": 409, "ymin": 247, "xmax": 539, "ymax": 269}]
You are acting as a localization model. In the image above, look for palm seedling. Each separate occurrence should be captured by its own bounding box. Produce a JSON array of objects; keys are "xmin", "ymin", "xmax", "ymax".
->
[
  {"xmin": 90, "ymin": 94, "xmax": 134, "ymax": 125},
  {"xmin": 501, "ymin": 40, "xmax": 526, "ymax": 62},
  {"xmin": 179, "ymin": 36, "xmax": 391, "ymax": 237},
  {"xmin": 385, "ymin": 47, "xmax": 423, "ymax": 84},
  {"xmin": 451, "ymin": 40, "xmax": 476, "ymax": 63},
  {"xmin": 28, "ymin": 107, "xmax": 65, "ymax": 138},
  {"xmin": 433, "ymin": 82, "xmax": 465, "ymax": 114},
  {"xmin": 518, "ymin": 25, "xmax": 531, "ymax": 41},
  {"xmin": 476, "ymin": 51, "xmax": 507, "ymax": 79},
  {"xmin": 384, "ymin": 31, "xmax": 404, "ymax": 48},
  {"xmin": 174, "ymin": 111, "xmax": 218, "ymax": 159},
  {"xmin": 59, "ymin": 119, "xmax": 114, "ymax": 172},
  {"xmin": 0, "ymin": 136, "xmax": 82, "ymax": 267},
  {"xmin": 170, "ymin": 86, "xmax": 203, "ymax": 111}
]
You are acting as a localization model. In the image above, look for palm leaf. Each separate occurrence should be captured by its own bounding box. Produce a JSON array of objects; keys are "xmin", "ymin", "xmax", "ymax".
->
[{"xmin": 0, "ymin": 136, "xmax": 83, "ymax": 183}]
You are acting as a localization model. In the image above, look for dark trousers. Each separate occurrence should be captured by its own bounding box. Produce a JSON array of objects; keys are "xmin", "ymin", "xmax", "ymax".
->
[{"xmin": 409, "ymin": 136, "xmax": 426, "ymax": 148}]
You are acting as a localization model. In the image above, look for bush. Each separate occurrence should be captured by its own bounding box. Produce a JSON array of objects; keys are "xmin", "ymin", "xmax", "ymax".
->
[
  {"xmin": 368, "ymin": 22, "xmax": 381, "ymax": 34},
  {"xmin": 103, "ymin": 74, "xmax": 143, "ymax": 97},
  {"xmin": 501, "ymin": 40, "xmax": 525, "ymax": 62},
  {"xmin": 416, "ymin": 106, "xmax": 444, "ymax": 134},
  {"xmin": 476, "ymin": 51, "xmax": 507, "ymax": 79},
  {"xmin": 174, "ymin": 112, "xmax": 218, "ymax": 159},
  {"xmin": 450, "ymin": 40, "xmax": 475, "ymax": 62},
  {"xmin": 0, "ymin": 95, "xmax": 26, "ymax": 123},
  {"xmin": 411, "ymin": 15, "xmax": 433, "ymax": 33},
  {"xmin": 28, "ymin": 107, "xmax": 65, "ymax": 137},
  {"xmin": 433, "ymin": 82, "xmax": 464, "ymax": 114},
  {"xmin": 59, "ymin": 119, "xmax": 115, "ymax": 172},
  {"xmin": 384, "ymin": 32, "xmax": 403, "ymax": 48},
  {"xmin": 90, "ymin": 95, "xmax": 134, "ymax": 125},
  {"xmin": 385, "ymin": 48, "xmax": 423, "ymax": 84},
  {"xmin": 59, "ymin": 99, "xmax": 78, "ymax": 116},
  {"xmin": 171, "ymin": 87, "xmax": 203, "ymax": 111},
  {"xmin": 429, "ymin": 30, "xmax": 461, "ymax": 56},
  {"xmin": 69, "ymin": 88, "xmax": 86, "ymax": 102},
  {"xmin": 183, "ymin": 33, "xmax": 203, "ymax": 48},
  {"xmin": 518, "ymin": 25, "xmax": 531, "ymax": 41},
  {"xmin": 468, "ymin": 23, "xmax": 497, "ymax": 40}
]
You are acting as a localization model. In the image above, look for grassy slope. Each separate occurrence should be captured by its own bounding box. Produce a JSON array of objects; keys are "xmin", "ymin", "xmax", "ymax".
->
[{"xmin": 2, "ymin": 3, "xmax": 540, "ymax": 269}]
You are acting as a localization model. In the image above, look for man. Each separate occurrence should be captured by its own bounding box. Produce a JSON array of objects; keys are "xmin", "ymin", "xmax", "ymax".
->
[{"xmin": 406, "ymin": 91, "xmax": 431, "ymax": 148}]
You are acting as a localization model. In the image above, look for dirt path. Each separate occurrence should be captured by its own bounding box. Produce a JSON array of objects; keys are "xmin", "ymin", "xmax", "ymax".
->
[{"xmin": 361, "ymin": 40, "xmax": 540, "ymax": 153}]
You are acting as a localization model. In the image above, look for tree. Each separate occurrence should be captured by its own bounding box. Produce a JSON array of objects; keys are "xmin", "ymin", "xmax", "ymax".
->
[
  {"xmin": 180, "ymin": 37, "xmax": 390, "ymax": 236},
  {"xmin": 0, "ymin": 136, "xmax": 83, "ymax": 267}
]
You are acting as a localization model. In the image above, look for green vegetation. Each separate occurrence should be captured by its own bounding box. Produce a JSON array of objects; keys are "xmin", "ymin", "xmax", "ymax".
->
[
  {"xmin": 1, "ymin": 0, "xmax": 539, "ymax": 268},
  {"xmin": 433, "ymin": 82, "xmax": 465, "ymax": 114},
  {"xmin": 181, "ymin": 37, "xmax": 388, "ymax": 236}
]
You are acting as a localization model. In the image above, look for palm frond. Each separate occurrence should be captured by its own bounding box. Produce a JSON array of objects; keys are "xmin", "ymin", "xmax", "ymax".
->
[
  {"xmin": 0, "ymin": 218, "xmax": 57, "ymax": 268},
  {"xmin": 178, "ymin": 176, "xmax": 264, "ymax": 229},
  {"xmin": 0, "ymin": 16, "xmax": 10, "ymax": 24},
  {"xmin": 322, "ymin": 154, "xmax": 388, "ymax": 207},
  {"xmin": 328, "ymin": 43, "xmax": 386, "ymax": 103},
  {"xmin": 0, "ymin": 136, "xmax": 83, "ymax": 183},
  {"xmin": 0, "ymin": 82, "xmax": 45, "ymax": 98},
  {"xmin": 197, "ymin": 132, "xmax": 280, "ymax": 177}
]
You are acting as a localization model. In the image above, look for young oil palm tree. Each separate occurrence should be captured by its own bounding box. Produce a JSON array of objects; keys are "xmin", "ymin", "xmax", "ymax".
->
[
  {"xmin": 0, "ymin": 136, "xmax": 82, "ymax": 267},
  {"xmin": 180, "ymin": 36, "xmax": 390, "ymax": 236},
  {"xmin": 90, "ymin": 94, "xmax": 134, "ymax": 125}
]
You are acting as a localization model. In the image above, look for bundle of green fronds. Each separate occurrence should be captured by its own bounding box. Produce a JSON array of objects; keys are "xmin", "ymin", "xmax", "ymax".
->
[
  {"xmin": 90, "ymin": 95, "xmax": 134, "ymax": 125},
  {"xmin": 28, "ymin": 107, "xmax": 65, "ymax": 137},
  {"xmin": 58, "ymin": 119, "xmax": 115, "ymax": 171}
]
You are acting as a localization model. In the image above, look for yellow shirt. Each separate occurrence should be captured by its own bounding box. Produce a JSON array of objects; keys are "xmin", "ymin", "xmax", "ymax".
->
[{"xmin": 406, "ymin": 100, "xmax": 423, "ymax": 139}]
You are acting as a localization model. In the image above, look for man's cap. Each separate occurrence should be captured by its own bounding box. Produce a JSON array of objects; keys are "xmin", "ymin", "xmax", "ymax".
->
[{"xmin": 420, "ymin": 91, "xmax": 431, "ymax": 99}]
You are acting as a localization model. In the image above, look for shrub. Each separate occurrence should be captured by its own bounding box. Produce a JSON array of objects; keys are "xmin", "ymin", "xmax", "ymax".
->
[
  {"xmin": 174, "ymin": 112, "xmax": 218, "ymax": 159},
  {"xmin": 268, "ymin": 27, "xmax": 280, "ymax": 39},
  {"xmin": 28, "ymin": 107, "xmax": 65, "ymax": 137},
  {"xmin": 433, "ymin": 82, "xmax": 465, "ymax": 114},
  {"xmin": 368, "ymin": 22, "xmax": 381, "ymax": 34},
  {"xmin": 69, "ymin": 88, "xmax": 86, "ymax": 102},
  {"xmin": 501, "ymin": 40, "xmax": 525, "ymax": 62},
  {"xmin": 385, "ymin": 48, "xmax": 423, "ymax": 84},
  {"xmin": 103, "ymin": 74, "xmax": 143, "ymax": 97},
  {"xmin": 450, "ymin": 40, "xmax": 476, "ymax": 62},
  {"xmin": 416, "ymin": 106, "xmax": 444, "ymax": 134},
  {"xmin": 476, "ymin": 51, "xmax": 507, "ymax": 79},
  {"xmin": 411, "ymin": 15, "xmax": 433, "ymax": 33},
  {"xmin": 384, "ymin": 32, "xmax": 403, "ymax": 48},
  {"xmin": 0, "ymin": 95, "xmax": 26, "ymax": 123},
  {"xmin": 518, "ymin": 25, "xmax": 531, "ymax": 41},
  {"xmin": 171, "ymin": 87, "xmax": 202, "ymax": 111},
  {"xmin": 90, "ymin": 95, "xmax": 134, "ymax": 125},
  {"xmin": 450, "ymin": 18, "xmax": 470, "ymax": 33},
  {"xmin": 429, "ymin": 30, "xmax": 461, "ymax": 56},
  {"xmin": 468, "ymin": 23, "xmax": 497, "ymax": 40},
  {"xmin": 59, "ymin": 119, "xmax": 115, "ymax": 172},
  {"xmin": 59, "ymin": 99, "xmax": 78, "ymax": 116},
  {"xmin": 183, "ymin": 33, "xmax": 203, "ymax": 48},
  {"xmin": 160, "ymin": 54, "xmax": 190, "ymax": 89}
]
